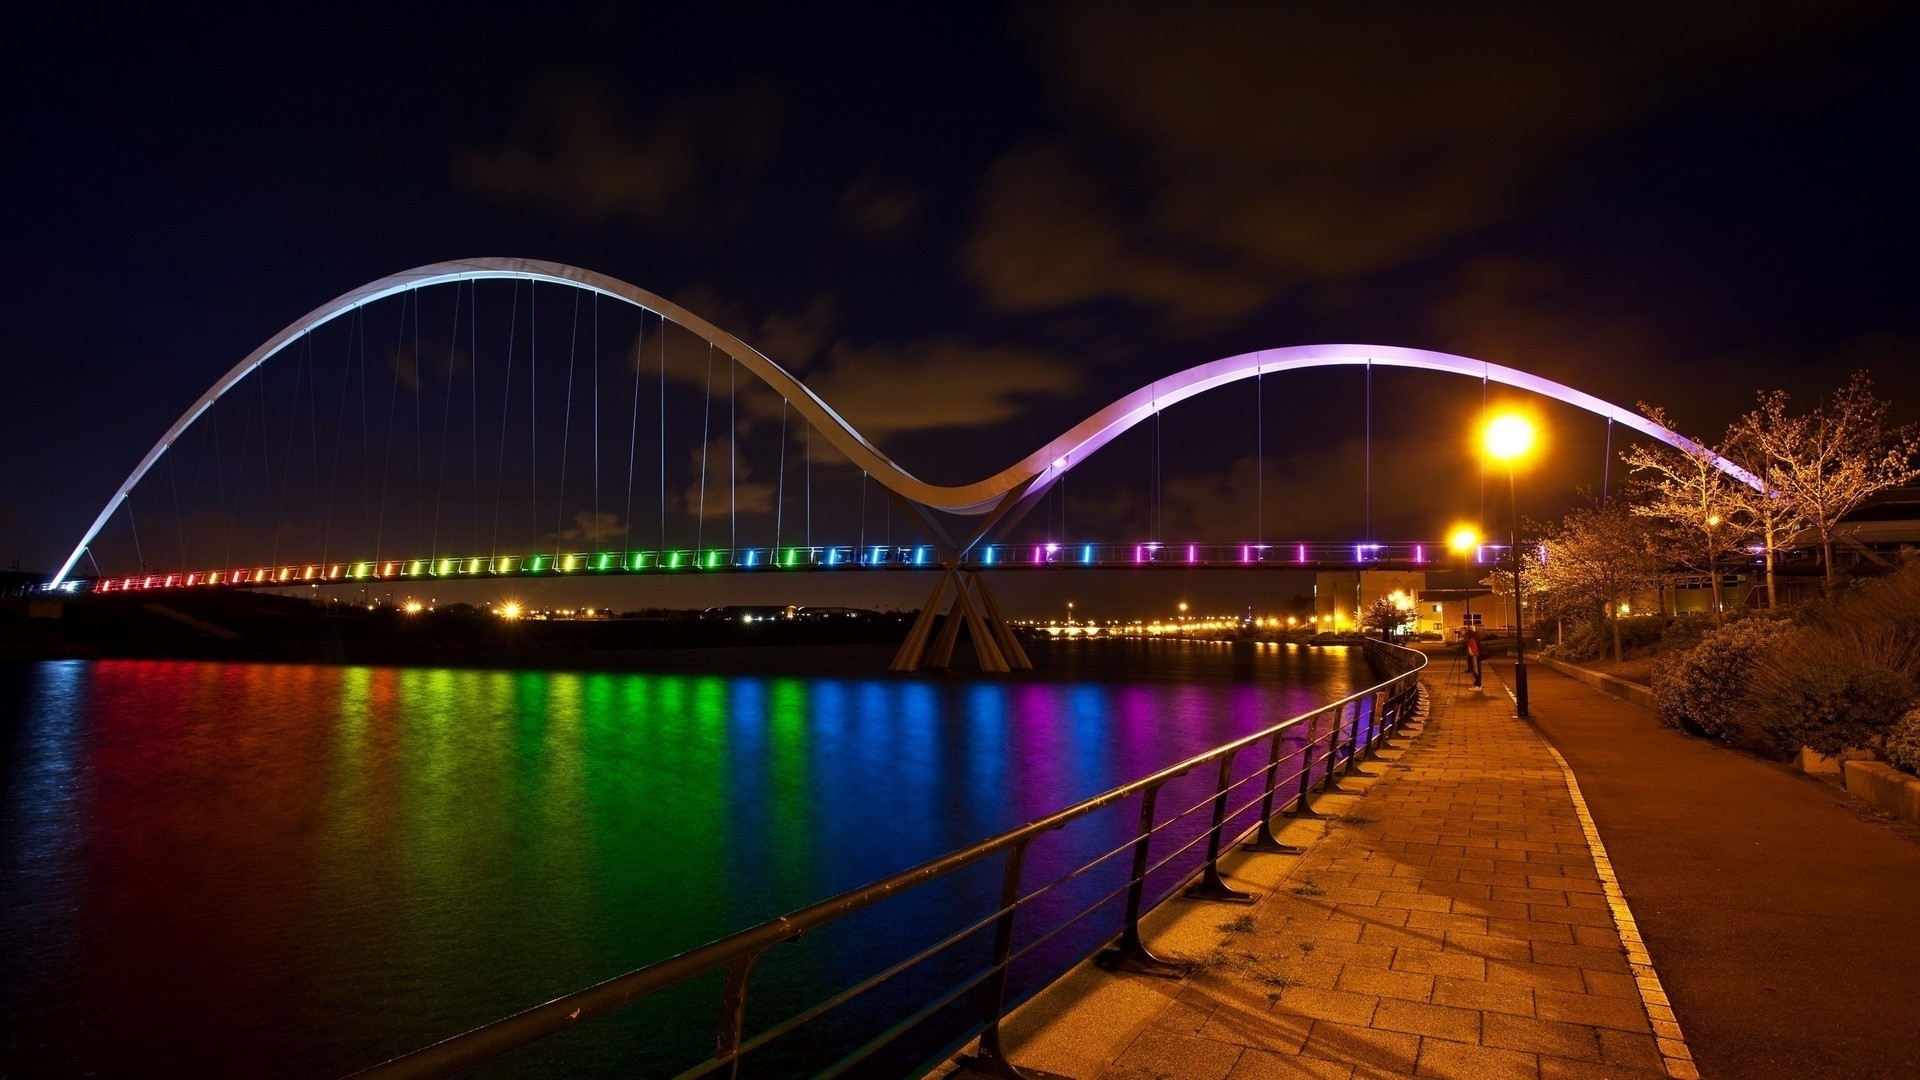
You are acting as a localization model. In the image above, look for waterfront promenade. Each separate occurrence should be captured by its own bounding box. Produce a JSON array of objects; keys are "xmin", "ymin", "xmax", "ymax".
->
[{"xmin": 956, "ymin": 657, "xmax": 1920, "ymax": 1078}]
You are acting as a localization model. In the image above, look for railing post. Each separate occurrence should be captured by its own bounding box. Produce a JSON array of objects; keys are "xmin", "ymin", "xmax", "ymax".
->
[
  {"xmin": 967, "ymin": 841, "xmax": 1047, "ymax": 1078},
  {"xmin": 1352, "ymin": 692, "xmax": 1385, "ymax": 771},
  {"xmin": 714, "ymin": 951, "xmax": 762, "ymax": 1079},
  {"xmin": 1323, "ymin": 703, "xmax": 1362, "ymax": 794},
  {"xmin": 1097, "ymin": 784, "xmax": 1187, "ymax": 977},
  {"xmin": 1186, "ymin": 751, "xmax": 1255, "ymax": 903},
  {"xmin": 1343, "ymin": 694, "xmax": 1382, "ymax": 777},
  {"xmin": 1245, "ymin": 729, "xmax": 1305, "ymax": 853},
  {"xmin": 1284, "ymin": 711, "xmax": 1327, "ymax": 818}
]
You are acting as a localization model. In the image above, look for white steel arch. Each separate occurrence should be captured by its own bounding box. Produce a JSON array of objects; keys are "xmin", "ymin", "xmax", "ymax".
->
[{"xmin": 52, "ymin": 257, "xmax": 1758, "ymax": 586}]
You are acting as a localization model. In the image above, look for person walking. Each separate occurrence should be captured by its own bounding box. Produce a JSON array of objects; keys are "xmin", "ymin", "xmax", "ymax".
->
[{"xmin": 1464, "ymin": 626, "xmax": 1484, "ymax": 689}]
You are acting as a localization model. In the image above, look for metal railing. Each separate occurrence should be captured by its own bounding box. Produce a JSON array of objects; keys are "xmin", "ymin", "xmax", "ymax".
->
[{"xmin": 349, "ymin": 639, "xmax": 1427, "ymax": 1079}]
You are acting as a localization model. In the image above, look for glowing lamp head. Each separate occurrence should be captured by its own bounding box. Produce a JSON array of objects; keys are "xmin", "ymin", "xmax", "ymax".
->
[
  {"xmin": 1449, "ymin": 527, "xmax": 1480, "ymax": 553},
  {"xmin": 1484, "ymin": 414, "xmax": 1536, "ymax": 462},
  {"xmin": 498, "ymin": 601, "xmax": 523, "ymax": 620}
]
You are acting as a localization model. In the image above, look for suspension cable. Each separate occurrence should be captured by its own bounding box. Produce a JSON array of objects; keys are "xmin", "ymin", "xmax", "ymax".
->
[
  {"xmin": 1256, "ymin": 368, "xmax": 1263, "ymax": 546},
  {"xmin": 490, "ymin": 282, "xmax": 521, "ymax": 564},
  {"xmin": 624, "ymin": 306, "xmax": 644, "ymax": 562},
  {"xmin": 696, "ymin": 341, "xmax": 713, "ymax": 552},
  {"xmin": 592, "ymin": 291, "xmax": 601, "ymax": 556},
  {"xmin": 1602, "ymin": 417, "xmax": 1614, "ymax": 507},
  {"xmin": 430, "ymin": 281, "xmax": 463, "ymax": 563},
  {"xmin": 775, "ymin": 398, "xmax": 787, "ymax": 550},
  {"xmin": 412, "ymin": 286, "xmax": 425, "ymax": 555},
  {"xmin": 659, "ymin": 315, "xmax": 667, "ymax": 549},
  {"xmin": 555, "ymin": 289, "xmax": 580, "ymax": 560},
  {"xmin": 321, "ymin": 307, "xmax": 358, "ymax": 568},
  {"xmin": 372, "ymin": 291, "xmax": 409, "ymax": 563},
  {"xmin": 529, "ymin": 283, "xmax": 538, "ymax": 551},
  {"xmin": 269, "ymin": 325, "xmax": 307, "ymax": 569},
  {"xmin": 729, "ymin": 355, "xmax": 737, "ymax": 556},
  {"xmin": 167, "ymin": 448, "xmax": 186, "ymax": 571}
]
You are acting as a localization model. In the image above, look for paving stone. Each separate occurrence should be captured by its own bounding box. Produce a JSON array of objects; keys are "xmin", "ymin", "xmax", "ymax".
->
[
  {"xmin": 1481, "ymin": 1011, "xmax": 1602, "ymax": 1060},
  {"xmin": 1369, "ymin": 998, "xmax": 1482, "ymax": 1043},
  {"xmin": 1388, "ymin": 947, "xmax": 1486, "ymax": 981},
  {"xmin": 1529, "ymin": 940, "xmax": 1631, "ymax": 974},
  {"xmin": 1109, "ymin": 1027, "xmax": 1246, "ymax": 1080},
  {"xmin": 1227, "ymin": 1047, "xmax": 1356, "ymax": 1078},
  {"xmin": 1275, "ymin": 986, "xmax": 1380, "ymax": 1026},
  {"xmin": 1412, "ymin": 1037, "xmax": 1538, "ymax": 1079},
  {"xmin": 1333, "ymin": 965, "xmax": 1435, "ymax": 1003},
  {"xmin": 1300, "ymin": 1019, "xmax": 1420, "ymax": 1073},
  {"xmin": 1533, "ymin": 988, "xmax": 1653, "ymax": 1033},
  {"xmin": 1429, "ymin": 976, "xmax": 1535, "ymax": 1018},
  {"xmin": 1537, "ymin": 1055, "xmax": 1670, "ymax": 1079}
]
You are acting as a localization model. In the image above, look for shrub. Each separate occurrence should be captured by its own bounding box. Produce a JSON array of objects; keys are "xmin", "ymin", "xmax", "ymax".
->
[
  {"xmin": 1885, "ymin": 709, "xmax": 1920, "ymax": 775},
  {"xmin": 1659, "ymin": 613, "xmax": 1715, "ymax": 654},
  {"xmin": 1651, "ymin": 618, "xmax": 1793, "ymax": 742},
  {"xmin": 1748, "ymin": 560, "xmax": 1920, "ymax": 755},
  {"xmin": 1755, "ymin": 663, "xmax": 1918, "ymax": 757},
  {"xmin": 1555, "ymin": 613, "xmax": 1685, "ymax": 663}
]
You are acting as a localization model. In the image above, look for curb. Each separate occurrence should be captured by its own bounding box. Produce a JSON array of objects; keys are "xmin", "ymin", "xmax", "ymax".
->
[{"xmin": 1537, "ymin": 656, "xmax": 1656, "ymax": 711}]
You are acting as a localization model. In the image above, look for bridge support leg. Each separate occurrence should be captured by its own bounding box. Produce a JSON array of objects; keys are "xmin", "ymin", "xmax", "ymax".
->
[
  {"xmin": 890, "ymin": 570, "xmax": 954, "ymax": 672},
  {"xmin": 973, "ymin": 574, "xmax": 1033, "ymax": 671}
]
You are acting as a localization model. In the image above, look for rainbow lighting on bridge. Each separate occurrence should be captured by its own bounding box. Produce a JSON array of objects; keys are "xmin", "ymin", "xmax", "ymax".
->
[{"xmin": 75, "ymin": 538, "xmax": 1501, "ymax": 594}]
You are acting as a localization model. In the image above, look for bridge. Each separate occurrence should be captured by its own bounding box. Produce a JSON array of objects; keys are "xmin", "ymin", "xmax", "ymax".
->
[{"xmin": 47, "ymin": 258, "xmax": 1757, "ymax": 672}]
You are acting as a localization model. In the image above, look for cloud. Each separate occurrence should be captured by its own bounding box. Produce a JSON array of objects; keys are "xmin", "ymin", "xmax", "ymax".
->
[
  {"xmin": 680, "ymin": 439, "xmax": 776, "ymax": 520},
  {"xmin": 964, "ymin": 1, "xmax": 1889, "ymax": 327},
  {"xmin": 554, "ymin": 510, "xmax": 629, "ymax": 544},
  {"xmin": 456, "ymin": 81, "xmax": 780, "ymax": 229},
  {"xmin": 962, "ymin": 144, "xmax": 1272, "ymax": 326},
  {"xmin": 627, "ymin": 288, "xmax": 1082, "ymax": 448},
  {"xmin": 833, "ymin": 174, "xmax": 925, "ymax": 241},
  {"xmin": 796, "ymin": 337, "xmax": 1083, "ymax": 438},
  {"xmin": 1424, "ymin": 257, "xmax": 1660, "ymax": 389}
]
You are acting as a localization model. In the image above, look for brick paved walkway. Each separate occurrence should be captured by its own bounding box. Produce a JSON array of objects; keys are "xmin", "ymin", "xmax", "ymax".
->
[{"xmin": 972, "ymin": 671, "xmax": 1690, "ymax": 1079}]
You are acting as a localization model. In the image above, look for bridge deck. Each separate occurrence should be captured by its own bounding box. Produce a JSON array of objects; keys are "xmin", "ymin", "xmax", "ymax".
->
[{"xmin": 65, "ymin": 541, "xmax": 1489, "ymax": 593}]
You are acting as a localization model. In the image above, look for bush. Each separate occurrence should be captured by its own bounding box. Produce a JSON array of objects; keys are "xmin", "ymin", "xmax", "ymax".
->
[
  {"xmin": 1748, "ymin": 560, "xmax": 1920, "ymax": 756},
  {"xmin": 1659, "ymin": 613, "xmax": 1715, "ymax": 655},
  {"xmin": 1652, "ymin": 618, "xmax": 1794, "ymax": 742},
  {"xmin": 1884, "ymin": 709, "xmax": 1920, "ymax": 775},
  {"xmin": 1756, "ymin": 663, "xmax": 1918, "ymax": 757},
  {"xmin": 1555, "ymin": 613, "xmax": 1688, "ymax": 663}
]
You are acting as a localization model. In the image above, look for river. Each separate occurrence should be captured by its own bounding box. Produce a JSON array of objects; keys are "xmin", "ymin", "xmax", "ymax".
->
[{"xmin": 1, "ymin": 639, "xmax": 1373, "ymax": 1077}]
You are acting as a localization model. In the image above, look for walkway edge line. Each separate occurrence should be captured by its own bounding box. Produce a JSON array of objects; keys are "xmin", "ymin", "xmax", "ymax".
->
[{"xmin": 1540, "ymin": 741, "xmax": 1700, "ymax": 1080}]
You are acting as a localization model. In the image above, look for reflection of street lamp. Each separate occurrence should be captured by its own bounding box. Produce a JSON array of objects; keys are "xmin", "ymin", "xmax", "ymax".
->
[
  {"xmin": 1486, "ymin": 415, "xmax": 1536, "ymax": 716},
  {"xmin": 1450, "ymin": 526, "xmax": 1480, "ymax": 636}
]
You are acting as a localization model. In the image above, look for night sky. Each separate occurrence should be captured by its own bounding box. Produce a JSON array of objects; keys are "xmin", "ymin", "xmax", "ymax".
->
[{"xmin": 5, "ymin": 3, "xmax": 1918, "ymax": 617}]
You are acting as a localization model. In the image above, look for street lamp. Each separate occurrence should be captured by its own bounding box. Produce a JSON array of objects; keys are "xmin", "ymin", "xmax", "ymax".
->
[
  {"xmin": 1485, "ymin": 414, "xmax": 1536, "ymax": 717},
  {"xmin": 1449, "ymin": 526, "xmax": 1480, "ymax": 637}
]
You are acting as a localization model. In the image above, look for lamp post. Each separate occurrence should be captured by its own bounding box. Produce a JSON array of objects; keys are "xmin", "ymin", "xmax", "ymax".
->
[
  {"xmin": 1449, "ymin": 526, "xmax": 1480, "ymax": 637},
  {"xmin": 1485, "ymin": 415, "xmax": 1536, "ymax": 717}
]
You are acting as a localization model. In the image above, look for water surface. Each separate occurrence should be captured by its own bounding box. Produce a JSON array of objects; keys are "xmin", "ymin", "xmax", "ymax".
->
[{"xmin": 1, "ymin": 640, "xmax": 1370, "ymax": 1076}]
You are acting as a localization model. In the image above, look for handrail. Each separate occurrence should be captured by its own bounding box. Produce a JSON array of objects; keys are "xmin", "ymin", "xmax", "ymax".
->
[{"xmin": 349, "ymin": 639, "xmax": 1427, "ymax": 1079}]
